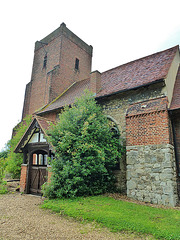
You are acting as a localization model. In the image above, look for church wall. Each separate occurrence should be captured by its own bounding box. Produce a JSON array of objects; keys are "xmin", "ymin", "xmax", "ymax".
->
[
  {"xmin": 39, "ymin": 111, "xmax": 57, "ymax": 122},
  {"xmin": 126, "ymin": 144, "xmax": 178, "ymax": 206},
  {"xmin": 98, "ymin": 82, "xmax": 167, "ymax": 194},
  {"xmin": 22, "ymin": 82, "xmax": 32, "ymax": 119},
  {"xmin": 26, "ymin": 35, "xmax": 62, "ymax": 115},
  {"xmin": 22, "ymin": 24, "xmax": 93, "ymax": 118},
  {"xmin": 125, "ymin": 99, "xmax": 178, "ymax": 206},
  {"xmin": 48, "ymin": 34, "xmax": 92, "ymax": 102},
  {"xmin": 98, "ymin": 82, "xmax": 166, "ymax": 141}
]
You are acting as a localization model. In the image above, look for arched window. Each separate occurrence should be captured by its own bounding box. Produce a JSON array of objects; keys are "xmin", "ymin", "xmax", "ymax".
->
[
  {"xmin": 107, "ymin": 116, "xmax": 120, "ymax": 170},
  {"xmin": 107, "ymin": 115, "xmax": 119, "ymax": 137},
  {"xmin": 32, "ymin": 150, "xmax": 48, "ymax": 166},
  {"xmin": 43, "ymin": 54, "xmax": 47, "ymax": 69}
]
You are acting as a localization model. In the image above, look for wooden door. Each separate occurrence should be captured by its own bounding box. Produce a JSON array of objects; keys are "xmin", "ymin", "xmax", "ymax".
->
[{"xmin": 29, "ymin": 152, "xmax": 48, "ymax": 194}]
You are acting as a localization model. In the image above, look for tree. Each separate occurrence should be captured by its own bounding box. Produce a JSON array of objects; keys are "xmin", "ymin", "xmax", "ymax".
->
[
  {"xmin": 0, "ymin": 150, "xmax": 8, "ymax": 182},
  {"xmin": 6, "ymin": 115, "xmax": 32, "ymax": 179},
  {"xmin": 43, "ymin": 91, "xmax": 122, "ymax": 198}
]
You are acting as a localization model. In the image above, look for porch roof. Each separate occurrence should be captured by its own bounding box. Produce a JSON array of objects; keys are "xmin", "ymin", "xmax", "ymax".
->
[{"xmin": 14, "ymin": 116, "xmax": 54, "ymax": 153}]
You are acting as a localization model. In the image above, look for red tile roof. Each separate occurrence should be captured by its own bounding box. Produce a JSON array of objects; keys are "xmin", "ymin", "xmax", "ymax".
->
[
  {"xmin": 14, "ymin": 116, "xmax": 54, "ymax": 153},
  {"xmin": 170, "ymin": 66, "xmax": 180, "ymax": 110},
  {"xmin": 97, "ymin": 46, "xmax": 178, "ymax": 97},
  {"xmin": 38, "ymin": 46, "xmax": 179, "ymax": 114}
]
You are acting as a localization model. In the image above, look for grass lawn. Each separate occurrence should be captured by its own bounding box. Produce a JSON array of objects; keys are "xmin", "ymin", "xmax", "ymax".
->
[{"xmin": 41, "ymin": 195, "xmax": 180, "ymax": 240}]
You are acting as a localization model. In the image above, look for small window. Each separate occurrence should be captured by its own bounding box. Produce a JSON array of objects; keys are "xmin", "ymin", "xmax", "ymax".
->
[
  {"xmin": 43, "ymin": 54, "xmax": 47, "ymax": 68},
  {"xmin": 75, "ymin": 58, "xmax": 79, "ymax": 70},
  {"xmin": 32, "ymin": 153, "xmax": 48, "ymax": 166},
  {"xmin": 33, "ymin": 154, "xmax": 37, "ymax": 165}
]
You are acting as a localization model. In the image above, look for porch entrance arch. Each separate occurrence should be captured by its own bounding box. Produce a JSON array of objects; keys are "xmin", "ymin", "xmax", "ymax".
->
[{"xmin": 29, "ymin": 149, "xmax": 48, "ymax": 194}]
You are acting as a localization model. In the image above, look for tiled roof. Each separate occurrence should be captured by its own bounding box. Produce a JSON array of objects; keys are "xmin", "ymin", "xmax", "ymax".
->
[
  {"xmin": 14, "ymin": 116, "xmax": 54, "ymax": 153},
  {"xmin": 36, "ymin": 116, "xmax": 55, "ymax": 134},
  {"xmin": 38, "ymin": 46, "xmax": 179, "ymax": 114},
  {"xmin": 170, "ymin": 66, "xmax": 180, "ymax": 110},
  {"xmin": 97, "ymin": 46, "xmax": 178, "ymax": 97},
  {"xmin": 39, "ymin": 78, "xmax": 90, "ymax": 113}
]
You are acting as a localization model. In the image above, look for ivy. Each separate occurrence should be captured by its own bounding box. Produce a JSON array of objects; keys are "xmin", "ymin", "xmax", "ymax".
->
[
  {"xmin": 0, "ymin": 150, "xmax": 8, "ymax": 183},
  {"xmin": 6, "ymin": 115, "xmax": 32, "ymax": 179}
]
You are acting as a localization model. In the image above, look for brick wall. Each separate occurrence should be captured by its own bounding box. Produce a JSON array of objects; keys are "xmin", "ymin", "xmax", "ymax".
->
[
  {"xmin": 39, "ymin": 111, "xmax": 57, "ymax": 122},
  {"xmin": 22, "ymin": 24, "xmax": 92, "ymax": 118},
  {"xmin": 125, "ymin": 98, "xmax": 178, "ymax": 206},
  {"xmin": 19, "ymin": 164, "xmax": 27, "ymax": 193},
  {"xmin": 28, "ymin": 36, "xmax": 62, "ymax": 115},
  {"xmin": 126, "ymin": 110, "xmax": 170, "ymax": 146},
  {"xmin": 22, "ymin": 82, "xmax": 32, "ymax": 119},
  {"xmin": 126, "ymin": 97, "xmax": 171, "ymax": 146},
  {"xmin": 98, "ymin": 84, "xmax": 166, "ymax": 193}
]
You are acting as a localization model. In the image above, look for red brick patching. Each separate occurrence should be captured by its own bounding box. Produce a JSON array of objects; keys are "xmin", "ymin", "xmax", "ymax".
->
[
  {"xmin": 126, "ymin": 110, "xmax": 170, "ymax": 146},
  {"xmin": 19, "ymin": 164, "xmax": 27, "ymax": 193},
  {"xmin": 126, "ymin": 97, "xmax": 171, "ymax": 146}
]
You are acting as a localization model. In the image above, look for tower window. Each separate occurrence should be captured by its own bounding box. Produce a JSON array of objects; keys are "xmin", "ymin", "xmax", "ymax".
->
[
  {"xmin": 43, "ymin": 54, "xmax": 47, "ymax": 68},
  {"xmin": 75, "ymin": 58, "xmax": 79, "ymax": 70}
]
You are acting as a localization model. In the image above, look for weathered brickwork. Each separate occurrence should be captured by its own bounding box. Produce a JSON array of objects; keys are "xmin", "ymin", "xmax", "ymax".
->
[
  {"xmin": 98, "ymin": 83, "xmax": 166, "ymax": 194},
  {"xmin": 39, "ymin": 111, "xmax": 57, "ymax": 122},
  {"xmin": 22, "ymin": 23, "xmax": 92, "ymax": 118},
  {"xmin": 99, "ymin": 82, "xmax": 166, "ymax": 141},
  {"xmin": 22, "ymin": 82, "xmax": 32, "ymax": 119},
  {"xmin": 19, "ymin": 164, "xmax": 27, "ymax": 192},
  {"xmin": 126, "ymin": 144, "xmax": 178, "ymax": 207},
  {"xmin": 126, "ymin": 110, "xmax": 170, "ymax": 146},
  {"xmin": 18, "ymin": 23, "xmax": 180, "ymax": 206}
]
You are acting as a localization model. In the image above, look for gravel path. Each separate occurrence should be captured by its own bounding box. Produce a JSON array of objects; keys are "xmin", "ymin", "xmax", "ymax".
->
[{"xmin": 0, "ymin": 192, "xmax": 153, "ymax": 240}]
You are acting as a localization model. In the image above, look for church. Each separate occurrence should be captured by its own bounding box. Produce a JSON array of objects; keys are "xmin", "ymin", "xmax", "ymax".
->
[{"xmin": 14, "ymin": 23, "xmax": 180, "ymax": 206}]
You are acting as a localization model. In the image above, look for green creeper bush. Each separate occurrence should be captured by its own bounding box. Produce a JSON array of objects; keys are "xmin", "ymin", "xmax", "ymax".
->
[
  {"xmin": 6, "ymin": 115, "xmax": 32, "ymax": 179},
  {"xmin": 0, "ymin": 150, "xmax": 8, "ymax": 182},
  {"xmin": 43, "ymin": 91, "xmax": 123, "ymax": 198}
]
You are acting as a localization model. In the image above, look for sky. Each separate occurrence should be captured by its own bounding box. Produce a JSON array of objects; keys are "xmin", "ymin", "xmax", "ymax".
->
[{"xmin": 0, "ymin": 0, "xmax": 180, "ymax": 151}]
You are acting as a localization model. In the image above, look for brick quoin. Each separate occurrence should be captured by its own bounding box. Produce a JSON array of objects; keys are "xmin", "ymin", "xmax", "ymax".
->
[
  {"xmin": 126, "ymin": 110, "xmax": 170, "ymax": 146},
  {"xmin": 19, "ymin": 165, "xmax": 27, "ymax": 192}
]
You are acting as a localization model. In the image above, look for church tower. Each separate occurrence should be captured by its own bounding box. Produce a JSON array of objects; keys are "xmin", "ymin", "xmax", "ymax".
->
[{"xmin": 22, "ymin": 23, "xmax": 93, "ymax": 118}]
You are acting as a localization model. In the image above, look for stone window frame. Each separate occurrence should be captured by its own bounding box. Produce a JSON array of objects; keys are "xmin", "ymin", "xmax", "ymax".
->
[{"xmin": 107, "ymin": 115, "xmax": 121, "ymax": 170}]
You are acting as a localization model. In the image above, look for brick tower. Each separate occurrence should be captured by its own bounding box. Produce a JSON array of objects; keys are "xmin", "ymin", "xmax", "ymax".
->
[{"xmin": 22, "ymin": 23, "xmax": 93, "ymax": 118}]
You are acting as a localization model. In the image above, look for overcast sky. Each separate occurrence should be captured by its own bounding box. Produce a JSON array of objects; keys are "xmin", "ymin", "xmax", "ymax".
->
[{"xmin": 0, "ymin": 0, "xmax": 180, "ymax": 151}]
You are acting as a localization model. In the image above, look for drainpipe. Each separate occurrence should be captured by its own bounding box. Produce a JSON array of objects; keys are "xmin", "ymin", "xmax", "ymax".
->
[{"xmin": 170, "ymin": 111, "xmax": 180, "ymax": 177}]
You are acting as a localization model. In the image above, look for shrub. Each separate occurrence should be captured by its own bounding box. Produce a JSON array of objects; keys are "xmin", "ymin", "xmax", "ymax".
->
[
  {"xmin": 0, "ymin": 150, "xmax": 8, "ymax": 182},
  {"xmin": 43, "ymin": 91, "xmax": 123, "ymax": 198},
  {"xmin": 6, "ymin": 115, "xmax": 32, "ymax": 179},
  {"xmin": 0, "ymin": 150, "xmax": 8, "ymax": 194}
]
